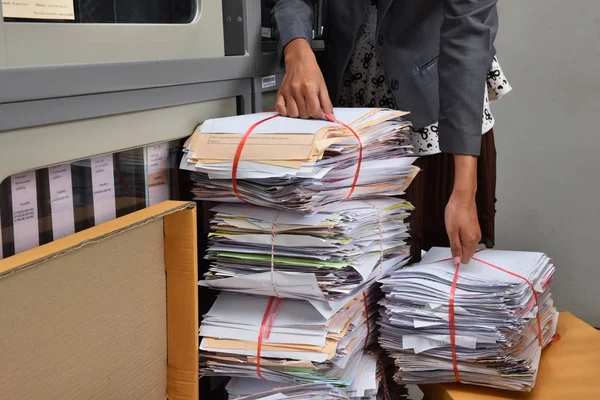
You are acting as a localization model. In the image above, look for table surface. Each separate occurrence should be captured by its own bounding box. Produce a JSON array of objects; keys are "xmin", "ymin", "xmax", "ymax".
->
[{"xmin": 420, "ymin": 312, "xmax": 600, "ymax": 400}]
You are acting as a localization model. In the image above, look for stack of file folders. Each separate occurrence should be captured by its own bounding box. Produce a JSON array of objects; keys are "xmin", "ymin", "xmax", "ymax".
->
[
  {"xmin": 198, "ymin": 199, "xmax": 413, "ymax": 308},
  {"xmin": 224, "ymin": 349, "xmax": 407, "ymax": 400},
  {"xmin": 378, "ymin": 247, "xmax": 559, "ymax": 391},
  {"xmin": 180, "ymin": 108, "xmax": 418, "ymax": 213},
  {"xmin": 198, "ymin": 198, "xmax": 413, "ymax": 396},
  {"xmin": 200, "ymin": 287, "xmax": 381, "ymax": 388},
  {"xmin": 187, "ymin": 108, "xmax": 418, "ymax": 398},
  {"xmin": 226, "ymin": 378, "xmax": 349, "ymax": 399}
]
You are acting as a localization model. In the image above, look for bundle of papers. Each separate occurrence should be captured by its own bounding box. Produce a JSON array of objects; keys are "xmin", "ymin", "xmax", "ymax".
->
[
  {"xmin": 181, "ymin": 108, "xmax": 418, "ymax": 213},
  {"xmin": 199, "ymin": 289, "xmax": 380, "ymax": 387},
  {"xmin": 378, "ymin": 247, "xmax": 559, "ymax": 391},
  {"xmin": 226, "ymin": 378, "xmax": 349, "ymax": 399},
  {"xmin": 225, "ymin": 350, "xmax": 408, "ymax": 400},
  {"xmin": 198, "ymin": 199, "xmax": 413, "ymax": 309}
]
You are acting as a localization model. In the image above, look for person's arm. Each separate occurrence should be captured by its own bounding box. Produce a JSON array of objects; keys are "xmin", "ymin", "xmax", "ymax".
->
[
  {"xmin": 438, "ymin": 0, "xmax": 498, "ymax": 264},
  {"xmin": 271, "ymin": 0, "xmax": 314, "ymax": 64},
  {"xmin": 271, "ymin": 0, "xmax": 333, "ymax": 118}
]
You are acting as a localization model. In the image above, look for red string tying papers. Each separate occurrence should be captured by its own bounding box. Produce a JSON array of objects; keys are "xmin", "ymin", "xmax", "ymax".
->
[
  {"xmin": 322, "ymin": 113, "xmax": 363, "ymax": 200},
  {"xmin": 448, "ymin": 262, "xmax": 462, "ymax": 382},
  {"xmin": 435, "ymin": 250, "xmax": 546, "ymax": 383},
  {"xmin": 255, "ymin": 296, "xmax": 283, "ymax": 380},
  {"xmin": 231, "ymin": 113, "xmax": 280, "ymax": 203},
  {"xmin": 231, "ymin": 112, "xmax": 365, "ymax": 380},
  {"xmin": 231, "ymin": 113, "xmax": 363, "ymax": 203},
  {"xmin": 471, "ymin": 256, "xmax": 544, "ymax": 347}
]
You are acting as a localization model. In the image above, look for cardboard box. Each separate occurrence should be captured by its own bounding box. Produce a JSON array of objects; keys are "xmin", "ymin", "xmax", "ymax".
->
[
  {"xmin": 421, "ymin": 312, "xmax": 600, "ymax": 400},
  {"xmin": 0, "ymin": 201, "xmax": 198, "ymax": 399}
]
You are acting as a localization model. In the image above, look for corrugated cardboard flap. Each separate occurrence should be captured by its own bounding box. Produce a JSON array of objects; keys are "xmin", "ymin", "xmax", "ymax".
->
[{"xmin": 0, "ymin": 201, "xmax": 198, "ymax": 400}]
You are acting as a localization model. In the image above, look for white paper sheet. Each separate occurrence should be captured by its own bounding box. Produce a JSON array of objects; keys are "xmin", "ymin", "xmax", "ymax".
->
[
  {"xmin": 48, "ymin": 164, "xmax": 75, "ymax": 240},
  {"xmin": 146, "ymin": 143, "xmax": 170, "ymax": 206},
  {"xmin": 11, "ymin": 170, "xmax": 39, "ymax": 254},
  {"xmin": 91, "ymin": 156, "xmax": 116, "ymax": 225}
]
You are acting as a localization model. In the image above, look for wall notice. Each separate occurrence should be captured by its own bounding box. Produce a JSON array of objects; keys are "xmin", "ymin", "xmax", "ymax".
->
[{"xmin": 1, "ymin": 1, "xmax": 75, "ymax": 20}]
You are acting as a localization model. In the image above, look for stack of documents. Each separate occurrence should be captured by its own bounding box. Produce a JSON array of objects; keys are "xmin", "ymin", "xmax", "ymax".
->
[
  {"xmin": 226, "ymin": 378, "xmax": 349, "ymax": 399},
  {"xmin": 181, "ymin": 108, "xmax": 418, "ymax": 213},
  {"xmin": 198, "ymin": 198, "xmax": 413, "ymax": 307},
  {"xmin": 199, "ymin": 290, "xmax": 380, "ymax": 387},
  {"xmin": 378, "ymin": 247, "xmax": 559, "ymax": 391},
  {"xmin": 225, "ymin": 350, "xmax": 408, "ymax": 400}
]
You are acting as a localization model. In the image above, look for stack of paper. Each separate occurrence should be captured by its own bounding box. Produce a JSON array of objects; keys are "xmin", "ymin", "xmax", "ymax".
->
[
  {"xmin": 181, "ymin": 108, "xmax": 418, "ymax": 213},
  {"xmin": 198, "ymin": 198, "xmax": 413, "ymax": 308},
  {"xmin": 378, "ymin": 247, "xmax": 559, "ymax": 391},
  {"xmin": 199, "ymin": 289, "xmax": 380, "ymax": 387},
  {"xmin": 226, "ymin": 378, "xmax": 349, "ymax": 399},
  {"xmin": 225, "ymin": 350, "xmax": 408, "ymax": 400}
]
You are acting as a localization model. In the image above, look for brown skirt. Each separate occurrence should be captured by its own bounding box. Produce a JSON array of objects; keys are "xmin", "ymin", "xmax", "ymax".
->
[{"xmin": 405, "ymin": 129, "xmax": 497, "ymax": 263}]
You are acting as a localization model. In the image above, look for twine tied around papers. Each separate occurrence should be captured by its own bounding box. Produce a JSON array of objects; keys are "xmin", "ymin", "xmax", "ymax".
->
[
  {"xmin": 364, "ymin": 350, "xmax": 392, "ymax": 400},
  {"xmin": 231, "ymin": 113, "xmax": 363, "ymax": 203},
  {"xmin": 362, "ymin": 291, "xmax": 371, "ymax": 351},
  {"xmin": 255, "ymin": 211, "xmax": 284, "ymax": 380},
  {"xmin": 364, "ymin": 201, "xmax": 385, "ymax": 276},
  {"xmin": 434, "ymin": 250, "xmax": 545, "ymax": 383},
  {"xmin": 270, "ymin": 212, "xmax": 281, "ymax": 298}
]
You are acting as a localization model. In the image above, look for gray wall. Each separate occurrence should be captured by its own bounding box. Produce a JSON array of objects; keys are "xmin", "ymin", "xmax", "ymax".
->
[{"xmin": 493, "ymin": 1, "xmax": 600, "ymax": 325}]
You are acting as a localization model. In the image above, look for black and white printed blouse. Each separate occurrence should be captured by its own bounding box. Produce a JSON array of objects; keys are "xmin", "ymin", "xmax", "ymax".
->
[{"xmin": 337, "ymin": 4, "xmax": 512, "ymax": 156}]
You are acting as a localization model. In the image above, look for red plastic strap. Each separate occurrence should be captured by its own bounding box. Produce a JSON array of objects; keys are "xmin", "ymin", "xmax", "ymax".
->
[
  {"xmin": 322, "ymin": 113, "xmax": 363, "ymax": 200},
  {"xmin": 471, "ymin": 256, "xmax": 544, "ymax": 347},
  {"xmin": 256, "ymin": 296, "xmax": 283, "ymax": 380},
  {"xmin": 435, "ymin": 250, "xmax": 545, "ymax": 383},
  {"xmin": 231, "ymin": 113, "xmax": 280, "ymax": 203},
  {"xmin": 362, "ymin": 291, "xmax": 370, "ymax": 350},
  {"xmin": 231, "ymin": 113, "xmax": 363, "ymax": 203},
  {"xmin": 448, "ymin": 262, "xmax": 462, "ymax": 382}
]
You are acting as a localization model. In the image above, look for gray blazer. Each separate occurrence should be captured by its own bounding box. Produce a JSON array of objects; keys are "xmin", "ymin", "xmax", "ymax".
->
[{"xmin": 272, "ymin": 0, "xmax": 499, "ymax": 156}]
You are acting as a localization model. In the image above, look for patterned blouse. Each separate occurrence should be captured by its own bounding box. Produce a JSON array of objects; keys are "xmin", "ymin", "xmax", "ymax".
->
[{"xmin": 338, "ymin": 4, "xmax": 512, "ymax": 156}]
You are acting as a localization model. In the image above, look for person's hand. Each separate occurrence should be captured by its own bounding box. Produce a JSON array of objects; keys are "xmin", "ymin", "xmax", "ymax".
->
[
  {"xmin": 445, "ymin": 155, "xmax": 481, "ymax": 264},
  {"xmin": 276, "ymin": 38, "xmax": 333, "ymax": 119}
]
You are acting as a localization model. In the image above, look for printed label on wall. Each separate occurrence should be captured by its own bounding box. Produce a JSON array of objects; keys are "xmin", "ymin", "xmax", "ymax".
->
[
  {"xmin": 1, "ymin": 0, "xmax": 75, "ymax": 20},
  {"xmin": 146, "ymin": 144, "xmax": 170, "ymax": 206},
  {"xmin": 91, "ymin": 156, "xmax": 116, "ymax": 225},
  {"xmin": 11, "ymin": 170, "xmax": 39, "ymax": 254},
  {"xmin": 49, "ymin": 164, "xmax": 75, "ymax": 240}
]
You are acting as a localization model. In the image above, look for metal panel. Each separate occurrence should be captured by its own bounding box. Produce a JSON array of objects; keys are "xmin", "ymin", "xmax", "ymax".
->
[
  {"xmin": 2, "ymin": 0, "xmax": 225, "ymax": 67},
  {"xmin": 0, "ymin": 6, "xmax": 6, "ymax": 66},
  {"xmin": 0, "ymin": 55, "xmax": 252, "ymax": 104},
  {"xmin": 223, "ymin": 0, "xmax": 246, "ymax": 56},
  {"xmin": 0, "ymin": 99, "xmax": 237, "ymax": 184},
  {"xmin": 0, "ymin": 78, "xmax": 252, "ymax": 132},
  {"xmin": 248, "ymin": 0, "xmax": 262, "ymax": 72}
]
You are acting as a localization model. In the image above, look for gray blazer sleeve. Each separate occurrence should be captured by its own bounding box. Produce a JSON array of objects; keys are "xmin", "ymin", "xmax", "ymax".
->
[
  {"xmin": 438, "ymin": 0, "xmax": 499, "ymax": 156},
  {"xmin": 271, "ymin": 0, "xmax": 314, "ymax": 64}
]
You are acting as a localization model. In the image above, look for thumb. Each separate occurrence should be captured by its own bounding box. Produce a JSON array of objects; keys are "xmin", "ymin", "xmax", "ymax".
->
[{"xmin": 449, "ymin": 229, "xmax": 462, "ymax": 265}]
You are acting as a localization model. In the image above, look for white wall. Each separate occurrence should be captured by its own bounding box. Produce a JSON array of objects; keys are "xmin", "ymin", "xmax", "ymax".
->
[{"xmin": 493, "ymin": 1, "xmax": 600, "ymax": 325}]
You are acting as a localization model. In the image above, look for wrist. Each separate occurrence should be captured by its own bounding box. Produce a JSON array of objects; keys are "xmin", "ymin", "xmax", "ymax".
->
[
  {"xmin": 452, "ymin": 154, "xmax": 478, "ymax": 198},
  {"xmin": 284, "ymin": 38, "xmax": 314, "ymax": 66}
]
